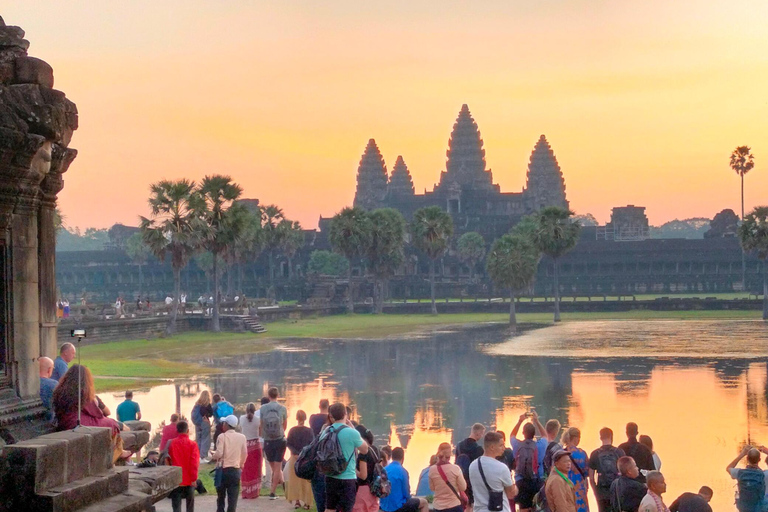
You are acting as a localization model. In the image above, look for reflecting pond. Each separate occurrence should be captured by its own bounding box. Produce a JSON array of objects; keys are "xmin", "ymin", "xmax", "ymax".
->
[{"xmin": 101, "ymin": 319, "xmax": 768, "ymax": 511}]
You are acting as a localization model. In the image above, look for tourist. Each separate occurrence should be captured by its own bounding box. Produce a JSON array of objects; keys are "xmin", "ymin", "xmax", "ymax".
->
[
  {"xmin": 166, "ymin": 295, "xmax": 174, "ymax": 305},
  {"xmin": 212, "ymin": 415, "xmax": 248, "ymax": 512},
  {"xmin": 160, "ymin": 414, "xmax": 181, "ymax": 452},
  {"xmin": 346, "ymin": 405, "xmax": 359, "ymax": 427},
  {"xmin": 726, "ymin": 446, "xmax": 765, "ymax": 512},
  {"xmin": 638, "ymin": 471, "xmax": 668, "ymax": 512},
  {"xmin": 496, "ymin": 431, "xmax": 515, "ymax": 471},
  {"xmin": 286, "ymin": 410, "xmax": 315, "ymax": 509},
  {"xmin": 238, "ymin": 403, "xmax": 262, "ymax": 499},
  {"xmin": 618, "ymin": 423, "xmax": 654, "ymax": 480},
  {"xmin": 259, "ymin": 387, "xmax": 288, "ymax": 499},
  {"xmin": 168, "ymin": 420, "xmax": 200, "ymax": 512},
  {"xmin": 52, "ymin": 364, "xmax": 130, "ymax": 462},
  {"xmin": 381, "ymin": 445, "xmax": 392, "ymax": 467},
  {"xmin": 51, "ymin": 342, "xmax": 75, "ymax": 381},
  {"xmin": 416, "ymin": 455, "xmax": 438, "ymax": 498},
  {"xmin": 561, "ymin": 427, "xmax": 589, "ymax": 512},
  {"xmin": 668, "ymin": 486, "xmax": 713, "ymax": 512},
  {"xmin": 191, "ymin": 390, "xmax": 214, "ymax": 462},
  {"xmin": 457, "ymin": 422, "xmax": 486, "ymax": 508},
  {"xmin": 511, "ymin": 414, "xmax": 546, "ymax": 512},
  {"xmin": 588, "ymin": 427, "xmax": 625, "ymax": 512},
  {"xmin": 323, "ymin": 402, "xmax": 369, "ymax": 512},
  {"xmin": 381, "ymin": 447, "xmax": 429, "ymax": 512},
  {"xmin": 62, "ymin": 300, "xmax": 70, "ymax": 318},
  {"xmin": 429, "ymin": 442, "xmax": 468, "ymax": 512},
  {"xmin": 116, "ymin": 390, "xmax": 142, "ymax": 422},
  {"xmin": 639, "ymin": 436, "xmax": 661, "ymax": 471},
  {"xmin": 310, "ymin": 398, "xmax": 330, "ymax": 436},
  {"xmin": 610, "ymin": 456, "xmax": 647, "ymax": 512},
  {"xmin": 257, "ymin": 396, "xmax": 272, "ymax": 492},
  {"xmin": 545, "ymin": 450, "xmax": 577, "ymax": 512},
  {"xmin": 542, "ymin": 419, "xmax": 563, "ymax": 477},
  {"xmin": 353, "ymin": 425, "xmax": 381, "ymax": 512},
  {"xmin": 469, "ymin": 432, "xmax": 517, "ymax": 512},
  {"xmin": 115, "ymin": 297, "xmax": 122, "ymax": 318},
  {"xmin": 38, "ymin": 356, "xmax": 57, "ymax": 415},
  {"xmin": 213, "ymin": 394, "xmax": 235, "ymax": 448}
]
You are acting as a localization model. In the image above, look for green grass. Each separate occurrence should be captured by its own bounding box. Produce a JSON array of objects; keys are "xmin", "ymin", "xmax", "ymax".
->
[{"xmin": 394, "ymin": 292, "xmax": 761, "ymax": 303}]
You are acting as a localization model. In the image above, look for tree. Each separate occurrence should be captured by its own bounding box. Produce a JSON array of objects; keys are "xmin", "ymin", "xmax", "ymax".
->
[
  {"xmin": 366, "ymin": 208, "xmax": 406, "ymax": 314},
  {"xmin": 125, "ymin": 232, "xmax": 150, "ymax": 298},
  {"xmin": 194, "ymin": 251, "xmax": 215, "ymax": 294},
  {"xmin": 277, "ymin": 219, "xmax": 304, "ymax": 278},
  {"xmin": 225, "ymin": 209, "xmax": 264, "ymax": 294},
  {"xmin": 730, "ymin": 146, "xmax": 756, "ymax": 289},
  {"xmin": 572, "ymin": 213, "xmax": 598, "ymax": 227},
  {"xmin": 739, "ymin": 206, "xmax": 768, "ymax": 320},
  {"xmin": 457, "ymin": 232, "xmax": 486, "ymax": 282},
  {"xmin": 410, "ymin": 206, "xmax": 454, "ymax": 315},
  {"xmin": 197, "ymin": 175, "xmax": 245, "ymax": 332},
  {"xmin": 260, "ymin": 204, "xmax": 285, "ymax": 292},
  {"xmin": 139, "ymin": 179, "xmax": 203, "ymax": 335},
  {"xmin": 308, "ymin": 250, "xmax": 349, "ymax": 276},
  {"xmin": 487, "ymin": 234, "xmax": 540, "ymax": 329},
  {"xmin": 532, "ymin": 206, "xmax": 581, "ymax": 322},
  {"xmin": 329, "ymin": 207, "xmax": 373, "ymax": 313}
]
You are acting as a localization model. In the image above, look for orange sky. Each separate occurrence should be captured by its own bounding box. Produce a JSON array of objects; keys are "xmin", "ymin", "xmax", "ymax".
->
[{"xmin": 6, "ymin": 1, "xmax": 768, "ymax": 229}]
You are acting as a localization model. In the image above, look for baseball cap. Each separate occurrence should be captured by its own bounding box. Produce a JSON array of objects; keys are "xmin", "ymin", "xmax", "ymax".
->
[
  {"xmin": 553, "ymin": 450, "xmax": 571, "ymax": 463},
  {"xmin": 224, "ymin": 415, "xmax": 238, "ymax": 427}
]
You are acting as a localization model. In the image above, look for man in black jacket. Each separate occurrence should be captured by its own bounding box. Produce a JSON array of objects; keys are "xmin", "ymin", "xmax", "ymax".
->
[
  {"xmin": 669, "ymin": 486, "xmax": 713, "ymax": 512},
  {"xmin": 610, "ymin": 456, "xmax": 647, "ymax": 512}
]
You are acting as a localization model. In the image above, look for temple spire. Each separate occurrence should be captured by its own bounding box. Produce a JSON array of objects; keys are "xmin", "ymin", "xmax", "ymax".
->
[
  {"xmin": 353, "ymin": 138, "xmax": 388, "ymax": 210},
  {"xmin": 438, "ymin": 104, "xmax": 493, "ymax": 190},
  {"xmin": 523, "ymin": 135, "xmax": 568, "ymax": 210},
  {"xmin": 387, "ymin": 155, "xmax": 415, "ymax": 199}
]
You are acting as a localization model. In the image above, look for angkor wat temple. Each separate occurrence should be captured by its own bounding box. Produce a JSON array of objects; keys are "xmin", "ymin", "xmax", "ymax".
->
[{"xmin": 353, "ymin": 104, "xmax": 568, "ymax": 238}]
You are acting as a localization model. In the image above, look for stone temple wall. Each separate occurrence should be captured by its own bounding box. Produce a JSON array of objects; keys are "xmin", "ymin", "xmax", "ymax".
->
[{"xmin": 0, "ymin": 16, "xmax": 78, "ymax": 444}]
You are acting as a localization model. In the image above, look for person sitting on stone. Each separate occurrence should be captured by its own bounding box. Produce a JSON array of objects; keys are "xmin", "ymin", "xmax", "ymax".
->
[
  {"xmin": 116, "ymin": 390, "xmax": 142, "ymax": 422},
  {"xmin": 51, "ymin": 342, "xmax": 75, "ymax": 381},
  {"xmin": 160, "ymin": 413, "xmax": 181, "ymax": 452},
  {"xmin": 38, "ymin": 356, "xmax": 57, "ymax": 416}
]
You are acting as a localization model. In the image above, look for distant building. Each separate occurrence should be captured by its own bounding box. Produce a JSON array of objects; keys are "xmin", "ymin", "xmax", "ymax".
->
[{"xmin": 597, "ymin": 205, "xmax": 651, "ymax": 241}]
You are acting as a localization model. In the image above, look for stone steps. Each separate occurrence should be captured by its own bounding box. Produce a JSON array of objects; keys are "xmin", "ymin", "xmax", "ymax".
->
[
  {"xmin": 36, "ymin": 467, "xmax": 128, "ymax": 512},
  {"xmin": 77, "ymin": 490, "xmax": 152, "ymax": 512}
]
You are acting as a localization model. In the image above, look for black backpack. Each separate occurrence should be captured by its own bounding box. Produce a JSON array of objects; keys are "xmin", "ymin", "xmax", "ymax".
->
[
  {"xmin": 294, "ymin": 439, "xmax": 320, "ymax": 480},
  {"xmin": 369, "ymin": 448, "xmax": 391, "ymax": 498},
  {"xmin": 516, "ymin": 439, "xmax": 540, "ymax": 481},
  {"xmin": 737, "ymin": 467, "xmax": 765, "ymax": 512},
  {"xmin": 596, "ymin": 447, "xmax": 621, "ymax": 489},
  {"xmin": 316, "ymin": 424, "xmax": 354, "ymax": 476}
]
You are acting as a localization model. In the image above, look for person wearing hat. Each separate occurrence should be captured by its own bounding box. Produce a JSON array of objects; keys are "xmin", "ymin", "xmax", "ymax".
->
[
  {"xmin": 545, "ymin": 450, "xmax": 577, "ymax": 512},
  {"xmin": 212, "ymin": 414, "xmax": 248, "ymax": 512}
]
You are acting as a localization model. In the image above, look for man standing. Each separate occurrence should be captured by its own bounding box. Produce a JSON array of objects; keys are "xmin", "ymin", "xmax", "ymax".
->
[
  {"xmin": 541, "ymin": 418, "xmax": 562, "ymax": 477},
  {"xmin": 618, "ymin": 423, "xmax": 654, "ymax": 480},
  {"xmin": 457, "ymin": 423, "xmax": 486, "ymax": 462},
  {"xmin": 212, "ymin": 415, "xmax": 247, "ymax": 512},
  {"xmin": 545, "ymin": 450, "xmax": 577, "ymax": 512},
  {"xmin": 309, "ymin": 399, "xmax": 330, "ymax": 511},
  {"xmin": 380, "ymin": 447, "xmax": 429, "ymax": 512},
  {"xmin": 116, "ymin": 391, "xmax": 142, "ymax": 422},
  {"xmin": 468, "ymin": 432, "xmax": 517, "ymax": 512},
  {"xmin": 511, "ymin": 413, "xmax": 547, "ymax": 512},
  {"xmin": 589, "ymin": 427, "xmax": 625, "ymax": 512},
  {"xmin": 38, "ymin": 357, "xmax": 57, "ymax": 413},
  {"xmin": 638, "ymin": 471, "xmax": 669, "ymax": 512},
  {"xmin": 168, "ymin": 420, "xmax": 200, "ymax": 512},
  {"xmin": 726, "ymin": 446, "xmax": 765, "ymax": 512},
  {"xmin": 51, "ymin": 343, "xmax": 75, "ymax": 381},
  {"xmin": 323, "ymin": 402, "xmax": 369, "ymax": 512},
  {"xmin": 259, "ymin": 387, "xmax": 288, "ymax": 500},
  {"xmin": 668, "ymin": 486, "xmax": 713, "ymax": 512},
  {"xmin": 610, "ymin": 456, "xmax": 648, "ymax": 512}
]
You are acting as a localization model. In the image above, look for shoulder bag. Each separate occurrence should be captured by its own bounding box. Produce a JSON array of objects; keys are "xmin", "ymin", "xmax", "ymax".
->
[
  {"xmin": 437, "ymin": 464, "xmax": 468, "ymax": 510},
  {"xmin": 477, "ymin": 457, "xmax": 505, "ymax": 512},
  {"xmin": 213, "ymin": 435, "xmax": 226, "ymax": 488}
]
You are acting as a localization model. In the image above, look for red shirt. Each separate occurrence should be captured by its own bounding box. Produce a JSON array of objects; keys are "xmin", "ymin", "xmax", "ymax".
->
[
  {"xmin": 160, "ymin": 422, "xmax": 180, "ymax": 452},
  {"xmin": 168, "ymin": 433, "xmax": 200, "ymax": 486}
]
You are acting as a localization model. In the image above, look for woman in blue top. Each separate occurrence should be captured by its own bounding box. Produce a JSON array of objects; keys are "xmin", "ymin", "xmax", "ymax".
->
[{"xmin": 562, "ymin": 427, "xmax": 590, "ymax": 512}]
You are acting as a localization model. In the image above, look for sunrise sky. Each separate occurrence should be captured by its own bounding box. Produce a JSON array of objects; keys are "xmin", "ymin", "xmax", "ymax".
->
[{"xmin": 6, "ymin": 1, "xmax": 768, "ymax": 229}]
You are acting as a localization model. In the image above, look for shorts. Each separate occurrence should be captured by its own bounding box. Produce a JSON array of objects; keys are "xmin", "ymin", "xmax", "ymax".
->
[
  {"xmin": 515, "ymin": 478, "xmax": 541, "ymax": 509},
  {"xmin": 393, "ymin": 497, "xmax": 423, "ymax": 512},
  {"xmin": 352, "ymin": 484, "xmax": 379, "ymax": 512},
  {"xmin": 325, "ymin": 477, "xmax": 358, "ymax": 512},
  {"xmin": 263, "ymin": 438, "xmax": 287, "ymax": 463}
]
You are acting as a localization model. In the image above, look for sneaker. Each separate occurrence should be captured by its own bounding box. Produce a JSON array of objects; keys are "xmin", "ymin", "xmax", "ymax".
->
[{"xmin": 269, "ymin": 493, "xmax": 277, "ymax": 500}]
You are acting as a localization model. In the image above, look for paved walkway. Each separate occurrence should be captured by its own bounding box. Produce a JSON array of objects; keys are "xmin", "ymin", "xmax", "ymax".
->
[{"xmin": 154, "ymin": 495, "xmax": 298, "ymax": 512}]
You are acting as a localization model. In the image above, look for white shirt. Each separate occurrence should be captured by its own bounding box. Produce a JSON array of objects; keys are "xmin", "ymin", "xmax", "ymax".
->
[
  {"xmin": 469, "ymin": 456, "xmax": 514, "ymax": 512},
  {"xmin": 239, "ymin": 414, "xmax": 261, "ymax": 441},
  {"xmin": 165, "ymin": 297, "xmax": 173, "ymax": 304},
  {"xmin": 638, "ymin": 491, "xmax": 669, "ymax": 512}
]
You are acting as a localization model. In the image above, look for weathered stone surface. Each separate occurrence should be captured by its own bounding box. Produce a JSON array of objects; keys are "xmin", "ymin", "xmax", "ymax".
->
[
  {"xmin": 40, "ymin": 430, "xmax": 93, "ymax": 483},
  {"xmin": 74, "ymin": 426, "xmax": 115, "ymax": 475},
  {"xmin": 123, "ymin": 420, "xmax": 152, "ymax": 432},
  {"xmin": 36, "ymin": 467, "xmax": 128, "ymax": 512},
  {"xmin": 78, "ymin": 490, "xmax": 152, "ymax": 512},
  {"xmin": 1, "ymin": 436, "xmax": 68, "ymax": 493},
  {"xmin": 120, "ymin": 429, "xmax": 150, "ymax": 453},
  {"xmin": 128, "ymin": 465, "xmax": 182, "ymax": 500},
  {"xmin": 14, "ymin": 56, "xmax": 53, "ymax": 88}
]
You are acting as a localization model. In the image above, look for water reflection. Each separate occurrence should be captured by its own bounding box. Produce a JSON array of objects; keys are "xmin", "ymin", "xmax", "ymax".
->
[{"xmin": 100, "ymin": 321, "xmax": 768, "ymax": 512}]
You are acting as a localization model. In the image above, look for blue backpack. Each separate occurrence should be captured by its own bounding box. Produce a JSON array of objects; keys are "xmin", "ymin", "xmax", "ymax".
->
[
  {"xmin": 191, "ymin": 404, "xmax": 203, "ymax": 426},
  {"xmin": 216, "ymin": 401, "xmax": 234, "ymax": 419},
  {"xmin": 737, "ymin": 467, "xmax": 765, "ymax": 512}
]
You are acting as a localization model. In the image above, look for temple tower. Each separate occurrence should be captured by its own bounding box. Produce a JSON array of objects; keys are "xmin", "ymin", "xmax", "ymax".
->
[
  {"xmin": 523, "ymin": 135, "xmax": 568, "ymax": 211},
  {"xmin": 437, "ymin": 104, "xmax": 493, "ymax": 190},
  {"xmin": 353, "ymin": 138, "xmax": 388, "ymax": 210},
  {"xmin": 387, "ymin": 156, "xmax": 415, "ymax": 199}
]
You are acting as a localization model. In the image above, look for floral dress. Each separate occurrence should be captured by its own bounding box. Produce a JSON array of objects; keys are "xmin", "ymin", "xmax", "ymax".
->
[{"xmin": 567, "ymin": 447, "xmax": 590, "ymax": 512}]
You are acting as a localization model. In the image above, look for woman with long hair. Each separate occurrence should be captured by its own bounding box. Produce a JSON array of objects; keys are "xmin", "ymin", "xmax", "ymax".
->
[
  {"xmin": 286, "ymin": 410, "xmax": 315, "ymax": 509},
  {"xmin": 561, "ymin": 427, "xmax": 589, "ymax": 512},
  {"xmin": 191, "ymin": 390, "xmax": 214, "ymax": 461},
  {"xmin": 239, "ymin": 402, "xmax": 263, "ymax": 499},
  {"xmin": 352, "ymin": 425, "xmax": 379, "ymax": 512},
  {"xmin": 428, "ymin": 442, "xmax": 467, "ymax": 512},
  {"xmin": 639, "ymin": 435, "xmax": 661, "ymax": 470}
]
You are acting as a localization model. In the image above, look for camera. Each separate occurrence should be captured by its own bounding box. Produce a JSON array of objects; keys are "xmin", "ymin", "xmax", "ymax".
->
[{"xmin": 70, "ymin": 328, "xmax": 86, "ymax": 338}]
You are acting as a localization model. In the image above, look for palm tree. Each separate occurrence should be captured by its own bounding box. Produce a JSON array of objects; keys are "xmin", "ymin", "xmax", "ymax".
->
[
  {"xmin": 532, "ymin": 207, "xmax": 581, "ymax": 322},
  {"xmin": 410, "ymin": 206, "xmax": 454, "ymax": 315},
  {"xmin": 367, "ymin": 208, "xmax": 406, "ymax": 314},
  {"xmin": 197, "ymin": 175, "xmax": 245, "ymax": 332},
  {"xmin": 260, "ymin": 204, "xmax": 285, "ymax": 292},
  {"xmin": 125, "ymin": 232, "xmax": 150, "ymax": 299},
  {"xmin": 457, "ymin": 232, "xmax": 486, "ymax": 282},
  {"xmin": 487, "ymin": 234, "xmax": 540, "ymax": 329},
  {"xmin": 194, "ymin": 251, "xmax": 215, "ymax": 295},
  {"xmin": 277, "ymin": 219, "xmax": 304, "ymax": 278},
  {"xmin": 740, "ymin": 206, "xmax": 768, "ymax": 320},
  {"xmin": 225, "ymin": 208, "xmax": 263, "ymax": 295},
  {"xmin": 139, "ymin": 179, "xmax": 203, "ymax": 335},
  {"xmin": 730, "ymin": 146, "xmax": 756, "ymax": 289},
  {"xmin": 329, "ymin": 207, "xmax": 373, "ymax": 313}
]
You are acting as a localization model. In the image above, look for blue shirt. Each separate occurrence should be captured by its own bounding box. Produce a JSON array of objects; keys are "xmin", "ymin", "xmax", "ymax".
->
[
  {"xmin": 511, "ymin": 437, "xmax": 548, "ymax": 481},
  {"xmin": 380, "ymin": 461, "xmax": 411, "ymax": 512},
  {"xmin": 116, "ymin": 399, "xmax": 141, "ymax": 422},
  {"xmin": 39, "ymin": 377, "xmax": 57, "ymax": 411},
  {"xmin": 415, "ymin": 466, "xmax": 433, "ymax": 497},
  {"xmin": 51, "ymin": 356, "xmax": 68, "ymax": 382},
  {"xmin": 326, "ymin": 422, "xmax": 363, "ymax": 481}
]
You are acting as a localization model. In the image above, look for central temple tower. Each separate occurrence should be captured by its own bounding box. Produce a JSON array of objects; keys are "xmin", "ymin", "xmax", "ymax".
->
[{"xmin": 437, "ymin": 104, "xmax": 494, "ymax": 191}]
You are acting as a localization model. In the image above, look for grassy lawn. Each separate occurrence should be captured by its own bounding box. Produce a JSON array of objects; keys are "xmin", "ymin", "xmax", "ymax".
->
[
  {"xmin": 85, "ymin": 310, "xmax": 764, "ymax": 391},
  {"xmin": 394, "ymin": 292, "xmax": 761, "ymax": 303}
]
